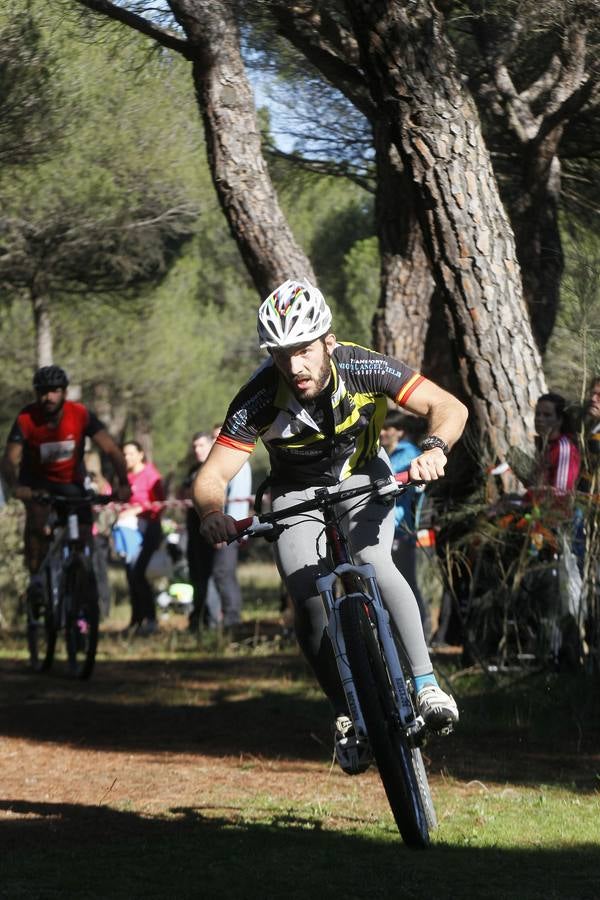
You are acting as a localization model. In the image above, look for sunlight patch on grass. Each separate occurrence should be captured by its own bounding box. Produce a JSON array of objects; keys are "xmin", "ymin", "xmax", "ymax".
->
[{"xmin": 433, "ymin": 779, "xmax": 600, "ymax": 848}]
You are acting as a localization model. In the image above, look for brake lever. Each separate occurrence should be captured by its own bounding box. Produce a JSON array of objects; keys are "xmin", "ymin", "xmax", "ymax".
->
[{"xmin": 227, "ymin": 519, "xmax": 287, "ymax": 545}]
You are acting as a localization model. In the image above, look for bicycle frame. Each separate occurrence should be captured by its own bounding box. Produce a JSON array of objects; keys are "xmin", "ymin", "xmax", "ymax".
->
[
  {"xmin": 39, "ymin": 508, "xmax": 93, "ymax": 627},
  {"xmin": 315, "ymin": 502, "xmax": 425, "ymax": 747},
  {"xmin": 317, "ymin": 563, "xmax": 423, "ymax": 735},
  {"xmin": 26, "ymin": 492, "xmax": 110, "ymax": 679},
  {"xmin": 234, "ymin": 472, "xmax": 425, "ymax": 741},
  {"xmin": 232, "ymin": 470, "xmax": 435, "ymax": 846}
]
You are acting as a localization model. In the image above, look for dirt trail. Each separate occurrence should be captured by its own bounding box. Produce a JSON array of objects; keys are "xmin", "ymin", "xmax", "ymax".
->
[{"xmin": 1, "ymin": 635, "xmax": 597, "ymax": 830}]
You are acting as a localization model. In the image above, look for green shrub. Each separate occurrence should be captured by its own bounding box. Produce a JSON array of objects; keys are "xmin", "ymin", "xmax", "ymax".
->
[{"xmin": 0, "ymin": 500, "xmax": 28, "ymax": 626}]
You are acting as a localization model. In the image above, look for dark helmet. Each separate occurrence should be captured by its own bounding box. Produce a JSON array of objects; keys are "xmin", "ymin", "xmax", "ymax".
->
[{"xmin": 33, "ymin": 365, "xmax": 69, "ymax": 392}]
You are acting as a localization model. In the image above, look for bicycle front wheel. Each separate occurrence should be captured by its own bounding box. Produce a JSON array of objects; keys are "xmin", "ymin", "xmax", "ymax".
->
[
  {"xmin": 26, "ymin": 574, "xmax": 56, "ymax": 673},
  {"xmin": 64, "ymin": 557, "xmax": 99, "ymax": 680},
  {"xmin": 339, "ymin": 595, "xmax": 435, "ymax": 848}
]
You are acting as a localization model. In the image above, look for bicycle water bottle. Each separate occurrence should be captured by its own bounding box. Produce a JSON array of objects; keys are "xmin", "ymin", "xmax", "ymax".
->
[{"xmin": 68, "ymin": 513, "xmax": 79, "ymax": 541}]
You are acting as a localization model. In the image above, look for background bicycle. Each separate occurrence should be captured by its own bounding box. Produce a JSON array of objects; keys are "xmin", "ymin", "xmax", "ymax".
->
[{"xmin": 26, "ymin": 491, "xmax": 112, "ymax": 679}]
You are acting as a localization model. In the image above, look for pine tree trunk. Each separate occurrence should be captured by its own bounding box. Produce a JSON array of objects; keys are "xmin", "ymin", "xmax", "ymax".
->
[
  {"xmin": 91, "ymin": 382, "xmax": 128, "ymax": 442},
  {"xmin": 345, "ymin": 0, "xmax": 546, "ymax": 461},
  {"xmin": 168, "ymin": 0, "xmax": 315, "ymax": 296},
  {"xmin": 511, "ymin": 139, "xmax": 564, "ymax": 353},
  {"xmin": 372, "ymin": 121, "xmax": 434, "ymax": 369}
]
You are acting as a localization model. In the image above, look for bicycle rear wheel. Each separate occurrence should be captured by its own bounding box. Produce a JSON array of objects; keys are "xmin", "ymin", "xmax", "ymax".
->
[
  {"xmin": 64, "ymin": 557, "xmax": 99, "ymax": 680},
  {"xmin": 339, "ymin": 595, "xmax": 435, "ymax": 848},
  {"xmin": 26, "ymin": 574, "xmax": 57, "ymax": 672}
]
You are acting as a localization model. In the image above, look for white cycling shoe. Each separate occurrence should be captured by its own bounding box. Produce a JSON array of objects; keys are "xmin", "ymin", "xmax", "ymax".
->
[
  {"xmin": 416, "ymin": 684, "xmax": 459, "ymax": 734},
  {"xmin": 334, "ymin": 715, "xmax": 373, "ymax": 775}
]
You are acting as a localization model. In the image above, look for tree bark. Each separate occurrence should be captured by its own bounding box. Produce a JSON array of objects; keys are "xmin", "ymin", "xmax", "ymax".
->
[
  {"xmin": 76, "ymin": 0, "xmax": 315, "ymax": 297},
  {"xmin": 372, "ymin": 120, "xmax": 434, "ymax": 368},
  {"xmin": 91, "ymin": 382, "xmax": 128, "ymax": 441},
  {"xmin": 269, "ymin": 1, "xmax": 435, "ymax": 369},
  {"xmin": 512, "ymin": 141, "xmax": 564, "ymax": 353},
  {"xmin": 467, "ymin": 3, "xmax": 595, "ymax": 352},
  {"xmin": 345, "ymin": 0, "xmax": 546, "ymax": 461},
  {"xmin": 167, "ymin": 0, "xmax": 315, "ymax": 295}
]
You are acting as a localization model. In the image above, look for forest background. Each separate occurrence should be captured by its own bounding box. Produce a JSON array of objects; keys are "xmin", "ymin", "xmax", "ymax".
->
[{"xmin": 0, "ymin": 0, "xmax": 599, "ymax": 488}]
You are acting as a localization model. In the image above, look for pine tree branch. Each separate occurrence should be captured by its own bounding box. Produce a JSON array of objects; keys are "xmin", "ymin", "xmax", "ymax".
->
[
  {"xmin": 74, "ymin": 0, "xmax": 191, "ymax": 58},
  {"xmin": 268, "ymin": 1, "xmax": 375, "ymax": 120}
]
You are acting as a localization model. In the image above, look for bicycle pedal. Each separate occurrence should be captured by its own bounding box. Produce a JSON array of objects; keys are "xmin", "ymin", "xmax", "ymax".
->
[
  {"xmin": 406, "ymin": 716, "xmax": 427, "ymax": 746},
  {"xmin": 435, "ymin": 723, "xmax": 454, "ymax": 737}
]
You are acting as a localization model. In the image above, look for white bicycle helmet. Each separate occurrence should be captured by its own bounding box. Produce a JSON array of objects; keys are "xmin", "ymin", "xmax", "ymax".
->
[{"xmin": 257, "ymin": 279, "xmax": 332, "ymax": 349}]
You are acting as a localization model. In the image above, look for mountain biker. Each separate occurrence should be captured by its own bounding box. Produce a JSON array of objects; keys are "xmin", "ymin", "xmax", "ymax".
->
[
  {"xmin": 1, "ymin": 365, "xmax": 131, "ymax": 593},
  {"xmin": 193, "ymin": 279, "xmax": 468, "ymax": 772}
]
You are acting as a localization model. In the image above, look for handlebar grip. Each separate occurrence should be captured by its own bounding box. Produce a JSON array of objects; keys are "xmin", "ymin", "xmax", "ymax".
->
[
  {"xmin": 394, "ymin": 471, "xmax": 410, "ymax": 485},
  {"xmin": 234, "ymin": 516, "xmax": 255, "ymax": 534}
]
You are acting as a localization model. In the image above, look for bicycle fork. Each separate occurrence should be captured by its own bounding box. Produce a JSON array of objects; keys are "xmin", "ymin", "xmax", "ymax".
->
[{"xmin": 317, "ymin": 562, "xmax": 426, "ymax": 745}]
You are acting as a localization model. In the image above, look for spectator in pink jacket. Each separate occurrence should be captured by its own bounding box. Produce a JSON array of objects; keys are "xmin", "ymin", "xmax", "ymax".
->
[{"xmin": 121, "ymin": 441, "xmax": 165, "ymax": 635}]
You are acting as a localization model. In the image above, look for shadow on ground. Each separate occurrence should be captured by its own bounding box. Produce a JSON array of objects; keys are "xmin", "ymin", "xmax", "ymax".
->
[
  {"xmin": 0, "ymin": 798, "xmax": 596, "ymax": 900},
  {"xmin": 0, "ymin": 655, "xmax": 598, "ymax": 789}
]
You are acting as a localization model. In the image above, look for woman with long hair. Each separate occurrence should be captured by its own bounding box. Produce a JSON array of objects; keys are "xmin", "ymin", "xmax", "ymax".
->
[
  {"xmin": 121, "ymin": 441, "xmax": 165, "ymax": 635},
  {"xmin": 532, "ymin": 393, "xmax": 580, "ymax": 496}
]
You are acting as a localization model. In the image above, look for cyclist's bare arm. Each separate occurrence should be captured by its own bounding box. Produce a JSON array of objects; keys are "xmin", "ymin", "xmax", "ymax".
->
[
  {"xmin": 92, "ymin": 429, "xmax": 131, "ymax": 501},
  {"xmin": 401, "ymin": 379, "xmax": 468, "ymax": 481},
  {"xmin": 193, "ymin": 443, "xmax": 251, "ymax": 546},
  {"xmin": 0, "ymin": 442, "xmax": 32, "ymax": 499}
]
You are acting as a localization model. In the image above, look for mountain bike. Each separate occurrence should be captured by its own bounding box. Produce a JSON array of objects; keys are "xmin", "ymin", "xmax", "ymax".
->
[
  {"xmin": 231, "ymin": 471, "xmax": 437, "ymax": 848},
  {"xmin": 26, "ymin": 491, "xmax": 111, "ymax": 680}
]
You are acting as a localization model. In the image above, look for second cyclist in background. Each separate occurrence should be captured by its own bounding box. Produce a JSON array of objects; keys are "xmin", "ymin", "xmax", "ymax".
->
[{"xmin": 1, "ymin": 366, "xmax": 130, "ymax": 607}]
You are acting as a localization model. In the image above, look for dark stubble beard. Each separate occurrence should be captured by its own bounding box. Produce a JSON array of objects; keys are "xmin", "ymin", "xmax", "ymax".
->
[
  {"xmin": 288, "ymin": 354, "xmax": 332, "ymax": 401},
  {"xmin": 40, "ymin": 394, "xmax": 66, "ymax": 423}
]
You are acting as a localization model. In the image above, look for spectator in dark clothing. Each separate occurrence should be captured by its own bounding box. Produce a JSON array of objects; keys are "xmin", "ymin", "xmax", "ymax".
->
[{"xmin": 181, "ymin": 432, "xmax": 214, "ymax": 633}]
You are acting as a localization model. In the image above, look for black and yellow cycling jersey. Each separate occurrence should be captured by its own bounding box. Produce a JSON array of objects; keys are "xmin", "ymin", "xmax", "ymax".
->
[{"xmin": 216, "ymin": 341, "xmax": 424, "ymax": 486}]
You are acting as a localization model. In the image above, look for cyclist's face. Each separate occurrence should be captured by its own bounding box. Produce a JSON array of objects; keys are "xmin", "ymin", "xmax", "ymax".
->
[
  {"xmin": 36, "ymin": 387, "xmax": 66, "ymax": 419},
  {"xmin": 534, "ymin": 400, "xmax": 561, "ymax": 439},
  {"xmin": 270, "ymin": 334, "xmax": 336, "ymax": 400}
]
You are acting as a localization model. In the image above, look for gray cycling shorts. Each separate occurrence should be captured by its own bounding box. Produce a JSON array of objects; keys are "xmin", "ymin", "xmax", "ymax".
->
[{"xmin": 271, "ymin": 450, "xmax": 432, "ymax": 679}]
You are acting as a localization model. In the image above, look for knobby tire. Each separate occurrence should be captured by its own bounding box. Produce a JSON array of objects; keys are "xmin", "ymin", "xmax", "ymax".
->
[
  {"xmin": 64, "ymin": 557, "xmax": 99, "ymax": 680},
  {"xmin": 26, "ymin": 570, "xmax": 56, "ymax": 673},
  {"xmin": 339, "ymin": 596, "xmax": 434, "ymax": 848}
]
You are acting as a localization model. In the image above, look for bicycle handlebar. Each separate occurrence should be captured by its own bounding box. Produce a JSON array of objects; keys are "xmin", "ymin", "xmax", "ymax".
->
[
  {"xmin": 35, "ymin": 491, "xmax": 113, "ymax": 507},
  {"xmin": 228, "ymin": 472, "xmax": 420, "ymax": 543}
]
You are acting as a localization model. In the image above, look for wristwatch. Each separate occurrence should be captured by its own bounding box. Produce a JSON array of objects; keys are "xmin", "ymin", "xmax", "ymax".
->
[{"xmin": 420, "ymin": 435, "xmax": 449, "ymax": 455}]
